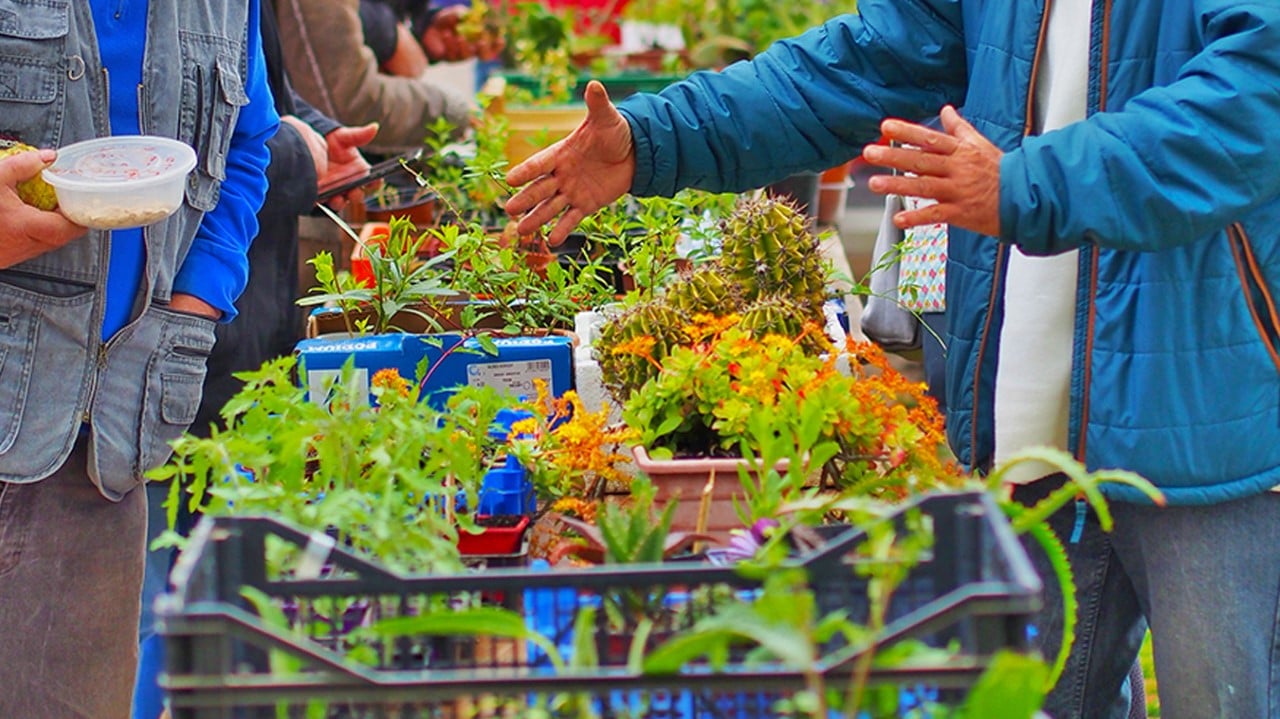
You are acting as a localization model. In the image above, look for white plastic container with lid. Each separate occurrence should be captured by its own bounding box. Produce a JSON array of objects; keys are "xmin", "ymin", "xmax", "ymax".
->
[{"xmin": 42, "ymin": 135, "xmax": 197, "ymax": 230}]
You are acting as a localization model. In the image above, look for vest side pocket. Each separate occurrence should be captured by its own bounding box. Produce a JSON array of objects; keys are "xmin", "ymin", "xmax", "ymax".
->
[
  {"xmin": 0, "ymin": 308, "xmax": 38, "ymax": 456},
  {"xmin": 137, "ymin": 307, "xmax": 214, "ymax": 477}
]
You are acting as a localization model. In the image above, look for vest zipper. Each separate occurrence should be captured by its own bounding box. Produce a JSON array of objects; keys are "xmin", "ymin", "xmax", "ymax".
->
[
  {"xmin": 100, "ymin": 68, "xmax": 111, "ymax": 131},
  {"xmin": 970, "ymin": 0, "xmax": 1054, "ymax": 469},
  {"xmin": 81, "ymin": 343, "xmax": 110, "ymax": 426}
]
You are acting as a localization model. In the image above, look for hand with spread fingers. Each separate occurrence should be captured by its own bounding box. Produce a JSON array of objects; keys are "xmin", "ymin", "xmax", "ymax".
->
[
  {"xmin": 0, "ymin": 148, "xmax": 88, "ymax": 269},
  {"xmin": 862, "ymin": 105, "xmax": 1002, "ymax": 237},
  {"xmin": 504, "ymin": 81, "xmax": 636, "ymax": 246}
]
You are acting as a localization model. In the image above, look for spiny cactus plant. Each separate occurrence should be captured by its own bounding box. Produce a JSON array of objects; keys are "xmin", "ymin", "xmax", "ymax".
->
[
  {"xmin": 737, "ymin": 294, "xmax": 832, "ymax": 355},
  {"xmin": 719, "ymin": 195, "xmax": 832, "ymax": 316},
  {"xmin": 663, "ymin": 263, "xmax": 742, "ymax": 316},
  {"xmin": 595, "ymin": 302, "xmax": 688, "ymax": 403}
]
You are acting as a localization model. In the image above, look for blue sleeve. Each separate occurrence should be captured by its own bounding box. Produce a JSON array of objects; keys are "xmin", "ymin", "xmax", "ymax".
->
[
  {"xmin": 617, "ymin": 0, "xmax": 967, "ymax": 197},
  {"xmin": 1000, "ymin": 2, "xmax": 1280, "ymax": 254},
  {"xmin": 172, "ymin": 0, "xmax": 279, "ymax": 321}
]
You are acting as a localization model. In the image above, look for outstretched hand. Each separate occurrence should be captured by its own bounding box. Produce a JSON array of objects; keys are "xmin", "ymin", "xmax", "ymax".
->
[
  {"xmin": 504, "ymin": 81, "xmax": 636, "ymax": 246},
  {"xmin": 863, "ymin": 105, "xmax": 1002, "ymax": 237},
  {"xmin": 0, "ymin": 149, "xmax": 88, "ymax": 269}
]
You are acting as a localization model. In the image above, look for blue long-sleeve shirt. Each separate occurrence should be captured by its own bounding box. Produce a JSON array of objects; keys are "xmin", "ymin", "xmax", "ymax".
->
[{"xmin": 90, "ymin": 0, "xmax": 277, "ymax": 338}]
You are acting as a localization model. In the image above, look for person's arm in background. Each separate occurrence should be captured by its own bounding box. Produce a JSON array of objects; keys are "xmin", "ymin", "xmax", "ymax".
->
[
  {"xmin": 359, "ymin": 0, "xmax": 429, "ymax": 77},
  {"xmin": 169, "ymin": 0, "xmax": 279, "ymax": 321},
  {"xmin": 291, "ymin": 88, "xmax": 342, "ymax": 138},
  {"xmin": 287, "ymin": 89, "xmax": 379, "ymax": 205},
  {"xmin": 359, "ymin": 0, "xmax": 400, "ymax": 67},
  {"xmin": 276, "ymin": 0, "xmax": 473, "ymax": 154}
]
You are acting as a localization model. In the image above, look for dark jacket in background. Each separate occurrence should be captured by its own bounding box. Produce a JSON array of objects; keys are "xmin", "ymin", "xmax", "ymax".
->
[{"xmin": 193, "ymin": 0, "xmax": 341, "ymax": 435}]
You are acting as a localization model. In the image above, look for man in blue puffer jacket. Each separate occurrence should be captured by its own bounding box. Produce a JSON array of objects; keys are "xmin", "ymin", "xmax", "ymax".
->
[{"xmin": 504, "ymin": 2, "xmax": 1280, "ymax": 717}]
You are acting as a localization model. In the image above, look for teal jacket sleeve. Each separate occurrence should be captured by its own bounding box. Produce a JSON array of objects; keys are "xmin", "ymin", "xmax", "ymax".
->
[
  {"xmin": 172, "ymin": 0, "xmax": 279, "ymax": 321},
  {"xmin": 617, "ymin": 0, "xmax": 968, "ymax": 198},
  {"xmin": 1001, "ymin": 2, "xmax": 1280, "ymax": 255}
]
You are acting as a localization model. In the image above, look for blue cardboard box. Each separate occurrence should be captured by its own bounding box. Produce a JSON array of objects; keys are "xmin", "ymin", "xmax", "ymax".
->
[{"xmin": 295, "ymin": 332, "xmax": 575, "ymax": 408}]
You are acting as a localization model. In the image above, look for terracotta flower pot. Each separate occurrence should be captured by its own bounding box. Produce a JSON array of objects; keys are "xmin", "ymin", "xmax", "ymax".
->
[
  {"xmin": 817, "ymin": 161, "xmax": 854, "ymax": 226},
  {"xmin": 630, "ymin": 445, "xmax": 789, "ymax": 544}
]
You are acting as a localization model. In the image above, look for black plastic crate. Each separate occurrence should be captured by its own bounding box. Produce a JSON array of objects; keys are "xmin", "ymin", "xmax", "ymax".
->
[{"xmin": 158, "ymin": 491, "xmax": 1041, "ymax": 718}]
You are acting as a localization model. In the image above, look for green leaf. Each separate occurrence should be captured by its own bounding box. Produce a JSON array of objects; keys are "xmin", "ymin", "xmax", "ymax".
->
[
  {"xmin": 239, "ymin": 586, "xmax": 304, "ymax": 676},
  {"xmin": 643, "ymin": 626, "xmax": 740, "ymax": 675},
  {"xmin": 570, "ymin": 605, "xmax": 599, "ymax": 670},
  {"xmin": 364, "ymin": 606, "xmax": 565, "ymax": 672},
  {"xmin": 475, "ymin": 332, "xmax": 500, "ymax": 357},
  {"xmin": 959, "ymin": 651, "xmax": 1049, "ymax": 719}
]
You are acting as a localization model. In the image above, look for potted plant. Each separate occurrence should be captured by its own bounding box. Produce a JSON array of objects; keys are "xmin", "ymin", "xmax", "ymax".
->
[
  {"xmin": 433, "ymin": 219, "xmax": 621, "ymax": 335},
  {"xmin": 615, "ymin": 319, "xmax": 962, "ymax": 540}
]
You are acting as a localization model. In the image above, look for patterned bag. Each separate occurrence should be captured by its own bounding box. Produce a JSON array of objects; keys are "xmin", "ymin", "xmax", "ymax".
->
[{"xmin": 899, "ymin": 196, "xmax": 947, "ymax": 313}]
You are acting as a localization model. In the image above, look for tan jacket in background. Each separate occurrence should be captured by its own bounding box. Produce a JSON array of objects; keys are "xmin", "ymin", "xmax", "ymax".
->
[{"xmin": 274, "ymin": 0, "xmax": 474, "ymax": 153}]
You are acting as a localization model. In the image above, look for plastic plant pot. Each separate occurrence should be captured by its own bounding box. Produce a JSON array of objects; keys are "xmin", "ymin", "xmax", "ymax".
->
[{"xmin": 457, "ymin": 514, "xmax": 530, "ymax": 556}]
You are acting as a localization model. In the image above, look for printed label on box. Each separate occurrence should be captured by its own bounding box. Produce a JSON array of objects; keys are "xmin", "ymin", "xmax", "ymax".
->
[
  {"xmin": 307, "ymin": 368, "xmax": 370, "ymax": 406},
  {"xmin": 466, "ymin": 360, "xmax": 553, "ymax": 399}
]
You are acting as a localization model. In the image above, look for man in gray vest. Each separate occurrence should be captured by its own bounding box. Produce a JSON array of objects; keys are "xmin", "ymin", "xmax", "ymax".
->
[{"xmin": 0, "ymin": 1, "xmax": 278, "ymax": 717}]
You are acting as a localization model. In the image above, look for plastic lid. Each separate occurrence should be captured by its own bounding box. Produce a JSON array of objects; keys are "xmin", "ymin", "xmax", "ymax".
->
[{"xmin": 42, "ymin": 135, "xmax": 197, "ymax": 190}]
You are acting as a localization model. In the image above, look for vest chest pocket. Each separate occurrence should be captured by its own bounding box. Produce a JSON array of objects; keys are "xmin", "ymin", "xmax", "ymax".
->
[
  {"xmin": 0, "ymin": 0, "xmax": 68, "ymax": 149},
  {"xmin": 178, "ymin": 32, "xmax": 249, "ymax": 211},
  {"xmin": 0, "ymin": 0, "xmax": 69, "ymax": 41}
]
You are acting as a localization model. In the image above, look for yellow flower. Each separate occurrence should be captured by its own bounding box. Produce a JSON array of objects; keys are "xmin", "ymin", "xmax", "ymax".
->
[{"xmin": 551, "ymin": 497, "xmax": 598, "ymax": 522}]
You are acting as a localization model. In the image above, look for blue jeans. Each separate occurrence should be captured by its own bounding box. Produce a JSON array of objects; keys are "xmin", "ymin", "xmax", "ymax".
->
[
  {"xmin": 133, "ymin": 482, "xmax": 175, "ymax": 719},
  {"xmin": 1015, "ymin": 474, "xmax": 1280, "ymax": 719}
]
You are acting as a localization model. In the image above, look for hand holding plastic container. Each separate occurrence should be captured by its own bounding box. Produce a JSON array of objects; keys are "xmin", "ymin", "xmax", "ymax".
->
[{"xmin": 42, "ymin": 136, "xmax": 197, "ymax": 230}]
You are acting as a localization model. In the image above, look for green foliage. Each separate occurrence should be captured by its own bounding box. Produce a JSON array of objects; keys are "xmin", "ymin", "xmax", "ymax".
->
[
  {"xmin": 624, "ymin": 0, "xmax": 847, "ymax": 67},
  {"xmin": 416, "ymin": 109, "xmax": 512, "ymax": 222},
  {"xmin": 990, "ymin": 446, "xmax": 1164, "ymax": 695},
  {"xmin": 149, "ymin": 355, "xmax": 532, "ymax": 574},
  {"xmin": 435, "ymin": 220, "xmax": 617, "ymax": 333},
  {"xmin": 591, "ymin": 475, "xmax": 680, "ymax": 565},
  {"xmin": 958, "ymin": 651, "xmax": 1050, "ymax": 719},
  {"xmin": 298, "ymin": 216, "xmax": 459, "ymax": 336},
  {"xmin": 358, "ymin": 605, "xmax": 567, "ymax": 673},
  {"xmin": 624, "ymin": 328, "xmax": 843, "ymax": 462},
  {"xmin": 643, "ymin": 568, "xmax": 837, "ymax": 674},
  {"xmin": 645, "ymin": 509, "xmax": 942, "ymax": 718}
]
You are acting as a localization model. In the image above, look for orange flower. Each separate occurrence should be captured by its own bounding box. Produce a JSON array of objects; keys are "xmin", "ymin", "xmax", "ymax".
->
[
  {"xmin": 611, "ymin": 335, "xmax": 657, "ymax": 360},
  {"xmin": 371, "ymin": 368, "xmax": 411, "ymax": 398}
]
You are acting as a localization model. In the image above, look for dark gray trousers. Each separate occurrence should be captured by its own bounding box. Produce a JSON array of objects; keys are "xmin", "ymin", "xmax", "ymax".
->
[{"xmin": 0, "ymin": 440, "xmax": 146, "ymax": 718}]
